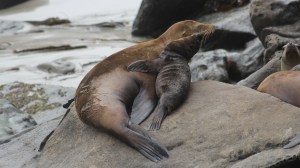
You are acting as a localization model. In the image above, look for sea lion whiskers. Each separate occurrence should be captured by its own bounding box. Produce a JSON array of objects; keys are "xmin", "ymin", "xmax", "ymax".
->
[{"xmin": 200, "ymin": 26, "xmax": 215, "ymax": 49}]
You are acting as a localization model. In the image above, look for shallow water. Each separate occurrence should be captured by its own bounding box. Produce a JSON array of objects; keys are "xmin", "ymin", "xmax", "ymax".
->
[{"xmin": 0, "ymin": 0, "xmax": 142, "ymax": 87}]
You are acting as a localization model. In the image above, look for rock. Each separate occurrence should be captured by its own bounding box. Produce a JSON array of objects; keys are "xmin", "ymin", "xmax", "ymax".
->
[
  {"xmin": 93, "ymin": 21, "xmax": 126, "ymax": 28},
  {"xmin": 14, "ymin": 45, "xmax": 87, "ymax": 53},
  {"xmin": 0, "ymin": 0, "xmax": 28, "ymax": 9},
  {"xmin": 30, "ymin": 81, "xmax": 300, "ymax": 168},
  {"xmin": 189, "ymin": 49, "xmax": 229, "ymax": 82},
  {"xmin": 190, "ymin": 38, "xmax": 264, "ymax": 83},
  {"xmin": 0, "ymin": 118, "xmax": 60, "ymax": 168},
  {"xmin": 237, "ymin": 55, "xmax": 281, "ymax": 89},
  {"xmin": 132, "ymin": 0, "xmax": 206, "ymax": 37},
  {"xmin": 0, "ymin": 99, "xmax": 36, "ymax": 141},
  {"xmin": 227, "ymin": 38, "xmax": 264, "ymax": 81},
  {"xmin": 263, "ymin": 24, "xmax": 300, "ymax": 63},
  {"xmin": 197, "ymin": 3, "xmax": 255, "ymax": 35},
  {"xmin": 0, "ymin": 82, "xmax": 75, "ymax": 124},
  {"xmin": 132, "ymin": 0, "xmax": 250, "ymax": 37},
  {"xmin": 201, "ymin": 28, "xmax": 256, "ymax": 51},
  {"xmin": 26, "ymin": 17, "xmax": 71, "ymax": 26},
  {"xmin": 250, "ymin": 0, "xmax": 300, "ymax": 41},
  {"xmin": 37, "ymin": 59, "xmax": 78, "ymax": 75}
]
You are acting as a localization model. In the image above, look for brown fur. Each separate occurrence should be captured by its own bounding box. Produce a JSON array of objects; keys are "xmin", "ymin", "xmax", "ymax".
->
[
  {"xmin": 74, "ymin": 20, "xmax": 215, "ymax": 162},
  {"xmin": 257, "ymin": 71, "xmax": 300, "ymax": 107}
]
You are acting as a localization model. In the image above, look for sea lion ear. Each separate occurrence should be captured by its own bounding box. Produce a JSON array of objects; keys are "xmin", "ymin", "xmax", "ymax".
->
[{"xmin": 127, "ymin": 60, "xmax": 158, "ymax": 73}]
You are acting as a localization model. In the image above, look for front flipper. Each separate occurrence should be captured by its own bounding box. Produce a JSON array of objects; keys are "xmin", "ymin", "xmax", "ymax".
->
[
  {"xmin": 284, "ymin": 132, "xmax": 300, "ymax": 149},
  {"xmin": 130, "ymin": 85, "xmax": 157, "ymax": 125},
  {"xmin": 128, "ymin": 59, "xmax": 160, "ymax": 73}
]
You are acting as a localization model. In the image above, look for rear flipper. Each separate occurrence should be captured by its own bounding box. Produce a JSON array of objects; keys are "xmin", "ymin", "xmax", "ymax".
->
[
  {"xmin": 283, "ymin": 132, "xmax": 300, "ymax": 149},
  {"xmin": 129, "ymin": 123, "xmax": 152, "ymax": 140},
  {"xmin": 148, "ymin": 103, "xmax": 168, "ymax": 131},
  {"xmin": 122, "ymin": 126, "xmax": 169, "ymax": 162}
]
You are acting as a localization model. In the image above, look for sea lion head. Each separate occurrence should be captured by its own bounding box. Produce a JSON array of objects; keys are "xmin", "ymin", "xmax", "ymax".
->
[
  {"xmin": 281, "ymin": 42, "xmax": 300, "ymax": 70},
  {"xmin": 162, "ymin": 32, "xmax": 213, "ymax": 61},
  {"xmin": 159, "ymin": 20, "xmax": 215, "ymax": 44}
]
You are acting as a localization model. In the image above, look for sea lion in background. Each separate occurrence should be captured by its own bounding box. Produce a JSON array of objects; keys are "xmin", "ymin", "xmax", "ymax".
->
[
  {"xmin": 257, "ymin": 42, "xmax": 300, "ymax": 149},
  {"xmin": 281, "ymin": 43, "xmax": 300, "ymax": 71},
  {"xmin": 257, "ymin": 70, "xmax": 300, "ymax": 149},
  {"xmin": 74, "ymin": 20, "xmax": 215, "ymax": 162},
  {"xmin": 127, "ymin": 33, "xmax": 206, "ymax": 130}
]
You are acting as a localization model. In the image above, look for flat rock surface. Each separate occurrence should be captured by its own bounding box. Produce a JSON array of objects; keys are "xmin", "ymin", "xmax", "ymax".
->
[
  {"xmin": 0, "ymin": 118, "xmax": 60, "ymax": 168},
  {"xmin": 29, "ymin": 80, "xmax": 300, "ymax": 168}
]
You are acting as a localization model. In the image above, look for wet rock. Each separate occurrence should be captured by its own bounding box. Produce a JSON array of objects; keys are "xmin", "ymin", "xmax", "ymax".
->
[
  {"xmin": 189, "ymin": 50, "xmax": 229, "ymax": 82},
  {"xmin": 132, "ymin": 0, "xmax": 250, "ymax": 37},
  {"xmin": 0, "ymin": 82, "xmax": 75, "ymax": 124},
  {"xmin": 14, "ymin": 45, "xmax": 87, "ymax": 53},
  {"xmin": 191, "ymin": 38, "xmax": 264, "ymax": 83},
  {"xmin": 0, "ymin": 0, "xmax": 28, "ymax": 9},
  {"xmin": 27, "ymin": 81, "xmax": 300, "ymax": 168},
  {"xmin": 27, "ymin": 17, "xmax": 71, "ymax": 26},
  {"xmin": 37, "ymin": 59, "xmax": 77, "ymax": 75},
  {"xmin": 93, "ymin": 21, "xmax": 126, "ymax": 28},
  {"xmin": 0, "ymin": 99, "xmax": 36, "ymax": 141},
  {"xmin": 0, "ymin": 20, "xmax": 26, "ymax": 34}
]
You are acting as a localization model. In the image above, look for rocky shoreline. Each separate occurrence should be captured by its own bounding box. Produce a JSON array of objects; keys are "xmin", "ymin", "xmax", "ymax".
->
[{"xmin": 1, "ymin": 0, "xmax": 300, "ymax": 167}]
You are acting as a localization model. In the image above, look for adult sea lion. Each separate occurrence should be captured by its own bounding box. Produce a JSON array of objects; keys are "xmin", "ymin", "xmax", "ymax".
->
[
  {"xmin": 74, "ymin": 20, "xmax": 215, "ymax": 162},
  {"xmin": 127, "ymin": 33, "xmax": 206, "ymax": 130}
]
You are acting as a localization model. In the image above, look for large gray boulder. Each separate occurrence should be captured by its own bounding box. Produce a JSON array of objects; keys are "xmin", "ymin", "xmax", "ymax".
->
[
  {"xmin": 27, "ymin": 81, "xmax": 300, "ymax": 168},
  {"xmin": 132, "ymin": 0, "xmax": 250, "ymax": 37},
  {"xmin": 0, "ymin": 0, "xmax": 28, "ymax": 9}
]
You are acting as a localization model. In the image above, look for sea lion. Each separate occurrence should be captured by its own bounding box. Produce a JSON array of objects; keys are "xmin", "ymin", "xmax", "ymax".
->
[
  {"xmin": 127, "ymin": 33, "xmax": 206, "ymax": 130},
  {"xmin": 281, "ymin": 42, "xmax": 300, "ymax": 71},
  {"xmin": 257, "ymin": 70, "xmax": 300, "ymax": 108},
  {"xmin": 257, "ymin": 68, "xmax": 300, "ymax": 149},
  {"xmin": 74, "ymin": 20, "xmax": 215, "ymax": 162}
]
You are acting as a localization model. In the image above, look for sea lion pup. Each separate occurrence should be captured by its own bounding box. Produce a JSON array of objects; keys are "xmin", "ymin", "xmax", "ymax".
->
[
  {"xmin": 127, "ymin": 33, "xmax": 206, "ymax": 130},
  {"xmin": 74, "ymin": 20, "xmax": 215, "ymax": 162},
  {"xmin": 281, "ymin": 43, "xmax": 300, "ymax": 71}
]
